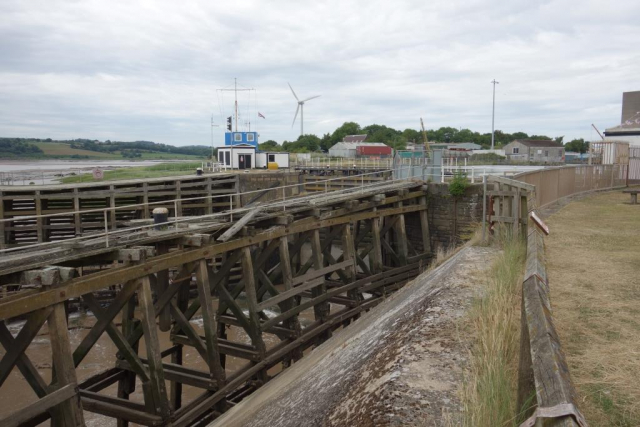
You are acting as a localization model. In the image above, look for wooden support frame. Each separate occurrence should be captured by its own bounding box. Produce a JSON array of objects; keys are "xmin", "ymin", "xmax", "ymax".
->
[{"xmin": 0, "ymin": 182, "xmax": 437, "ymax": 427}]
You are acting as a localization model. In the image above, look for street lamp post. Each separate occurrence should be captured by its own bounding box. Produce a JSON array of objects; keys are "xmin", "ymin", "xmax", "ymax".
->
[{"xmin": 491, "ymin": 79, "xmax": 499, "ymax": 150}]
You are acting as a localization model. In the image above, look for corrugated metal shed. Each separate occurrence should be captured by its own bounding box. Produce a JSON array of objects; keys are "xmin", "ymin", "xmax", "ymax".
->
[{"xmin": 328, "ymin": 141, "xmax": 390, "ymax": 158}]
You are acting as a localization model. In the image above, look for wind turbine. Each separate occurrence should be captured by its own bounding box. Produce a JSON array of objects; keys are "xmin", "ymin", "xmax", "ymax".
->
[{"xmin": 289, "ymin": 83, "xmax": 320, "ymax": 136}]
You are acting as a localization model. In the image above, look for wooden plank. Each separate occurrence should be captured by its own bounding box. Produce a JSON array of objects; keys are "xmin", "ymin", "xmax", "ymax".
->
[
  {"xmin": 487, "ymin": 175, "xmax": 536, "ymax": 191},
  {"xmin": 81, "ymin": 397, "xmax": 163, "ymax": 426},
  {"xmin": 257, "ymin": 277, "xmax": 325, "ymax": 311},
  {"xmin": 0, "ymin": 383, "xmax": 76, "ymax": 427},
  {"xmin": 217, "ymin": 208, "xmax": 263, "ymax": 242}
]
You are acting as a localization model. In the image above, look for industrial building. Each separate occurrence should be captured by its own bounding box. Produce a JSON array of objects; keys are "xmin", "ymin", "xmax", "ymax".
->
[
  {"xmin": 503, "ymin": 140, "xmax": 565, "ymax": 163},
  {"xmin": 328, "ymin": 141, "xmax": 392, "ymax": 158},
  {"xmin": 604, "ymin": 111, "xmax": 640, "ymax": 146}
]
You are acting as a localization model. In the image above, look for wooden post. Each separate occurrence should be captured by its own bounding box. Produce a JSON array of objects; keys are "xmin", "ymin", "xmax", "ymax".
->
[
  {"xmin": 175, "ymin": 180, "xmax": 183, "ymax": 217},
  {"xmin": 418, "ymin": 196, "xmax": 431, "ymax": 254},
  {"xmin": 109, "ymin": 185, "xmax": 117, "ymax": 231},
  {"xmin": 0, "ymin": 190, "xmax": 4, "ymax": 249},
  {"xmin": 156, "ymin": 243, "xmax": 171, "ymax": 332},
  {"xmin": 142, "ymin": 182, "xmax": 149, "ymax": 219},
  {"xmin": 35, "ymin": 190, "xmax": 43, "ymax": 243},
  {"xmin": 310, "ymin": 229, "xmax": 331, "ymax": 341},
  {"xmin": 137, "ymin": 276, "xmax": 171, "ymax": 419},
  {"xmin": 341, "ymin": 223, "xmax": 361, "ymax": 323},
  {"xmin": 393, "ymin": 202, "xmax": 408, "ymax": 265},
  {"xmin": 45, "ymin": 274, "xmax": 84, "ymax": 427},
  {"xmin": 279, "ymin": 236, "xmax": 303, "ymax": 362},
  {"xmin": 117, "ymin": 291, "xmax": 138, "ymax": 427},
  {"xmin": 370, "ymin": 212, "xmax": 383, "ymax": 273},
  {"xmin": 206, "ymin": 178, "xmax": 213, "ymax": 215},
  {"xmin": 73, "ymin": 188, "xmax": 81, "ymax": 237},
  {"xmin": 240, "ymin": 247, "xmax": 267, "ymax": 381},
  {"xmin": 195, "ymin": 259, "xmax": 225, "ymax": 383}
]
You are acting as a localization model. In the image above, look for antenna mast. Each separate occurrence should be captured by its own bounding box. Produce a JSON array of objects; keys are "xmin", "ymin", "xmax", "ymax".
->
[{"xmin": 218, "ymin": 78, "xmax": 254, "ymax": 132}]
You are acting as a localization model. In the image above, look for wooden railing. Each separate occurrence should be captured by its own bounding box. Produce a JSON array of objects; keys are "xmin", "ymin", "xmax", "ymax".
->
[
  {"xmin": 487, "ymin": 174, "xmax": 588, "ymax": 426},
  {"xmin": 516, "ymin": 208, "xmax": 586, "ymax": 426}
]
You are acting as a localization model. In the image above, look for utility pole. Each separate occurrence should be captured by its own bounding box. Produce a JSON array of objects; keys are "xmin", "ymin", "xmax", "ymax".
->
[{"xmin": 491, "ymin": 79, "xmax": 499, "ymax": 150}]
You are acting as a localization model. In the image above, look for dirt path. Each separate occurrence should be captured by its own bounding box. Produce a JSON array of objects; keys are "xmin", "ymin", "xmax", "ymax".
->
[{"xmin": 212, "ymin": 245, "xmax": 498, "ymax": 427}]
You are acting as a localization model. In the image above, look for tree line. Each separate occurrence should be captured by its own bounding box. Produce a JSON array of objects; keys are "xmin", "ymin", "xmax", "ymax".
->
[{"xmin": 258, "ymin": 122, "xmax": 591, "ymax": 154}]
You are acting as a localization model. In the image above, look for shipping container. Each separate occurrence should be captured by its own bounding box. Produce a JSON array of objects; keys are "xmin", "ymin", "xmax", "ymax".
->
[{"xmin": 357, "ymin": 145, "xmax": 392, "ymax": 156}]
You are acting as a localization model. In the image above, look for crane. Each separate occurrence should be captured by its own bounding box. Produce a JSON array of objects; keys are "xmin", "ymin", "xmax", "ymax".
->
[{"xmin": 420, "ymin": 118, "xmax": 431, "ymax": 153}]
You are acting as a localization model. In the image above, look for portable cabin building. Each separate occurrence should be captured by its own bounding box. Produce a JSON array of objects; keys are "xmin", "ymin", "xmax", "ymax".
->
[
  {"xmin": 256, "ymin": 152, "xmax": 290, "ymax": 168},
  {"xmin": 224, "ymin": 131, "xmax": 259, "ymax": 147},
  {"xmin": 217, "ymin": 144, "xmax": 256, "ymax": 169}
]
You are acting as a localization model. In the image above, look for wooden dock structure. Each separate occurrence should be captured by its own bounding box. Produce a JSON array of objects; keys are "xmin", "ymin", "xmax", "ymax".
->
[{"xmin": 0, "ymin": 178, "xmax": 433, "ymax": 426}]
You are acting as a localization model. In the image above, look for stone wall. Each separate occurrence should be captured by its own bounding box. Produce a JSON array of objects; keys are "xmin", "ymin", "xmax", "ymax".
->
[
  {"xmin": 237, "ymin": 172, "xmax": 303, "ymax": 205},
  {"xmin": 405, "ymin": 183, "xmax": 483, "ymax": 252}
]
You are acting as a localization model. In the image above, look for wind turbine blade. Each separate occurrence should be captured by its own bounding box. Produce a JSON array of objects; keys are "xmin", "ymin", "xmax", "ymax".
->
[
  {"xmin": 301, "ymin": 95, "xmax": 321, "ymax": 102},
  {"xmin": 288, "ymin": 83, "xmax": 299, "ymax": 101},
  {"xmin": 291, "ymin": 104, "xmax": 300, "ymax": 128}
]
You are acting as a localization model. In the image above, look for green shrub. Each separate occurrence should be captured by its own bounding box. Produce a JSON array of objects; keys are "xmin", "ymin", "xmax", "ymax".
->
[{"xmin": 449, "ymin": 171, "xmax": 469, "ymax": 197}]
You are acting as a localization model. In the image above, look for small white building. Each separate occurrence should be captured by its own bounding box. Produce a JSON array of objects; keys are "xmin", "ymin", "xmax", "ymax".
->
[
  {"xmin": 217, "ymin": 144, "xmax": 256, "ymax": 170},
  {"xmin": 256, "ymin": 152, "xmax": 290, "ymax": 168}
]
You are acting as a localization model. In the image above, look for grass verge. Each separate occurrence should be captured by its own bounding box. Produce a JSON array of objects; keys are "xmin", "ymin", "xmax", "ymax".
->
[
  {"xmin": 462, "ymin": 230, "xmax": 526, "ymax": 427},
  {"xmin": 544, "ymin": 190, "xmax": 640, "ymax": 426},
  {"xmin": 60, "ymin": 162, "xmax": 202, "ymax": 183}
]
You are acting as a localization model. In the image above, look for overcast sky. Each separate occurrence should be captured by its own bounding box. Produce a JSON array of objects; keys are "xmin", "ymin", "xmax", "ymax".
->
[{"xmin": 1, "ymin": 0, "xmax": 638, "ymax": 146}]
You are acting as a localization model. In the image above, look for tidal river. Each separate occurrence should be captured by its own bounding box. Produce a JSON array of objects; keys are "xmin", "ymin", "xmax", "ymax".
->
[{"xmin": 0, "ymin": 160, "xmax": 196, "ymax": 185}]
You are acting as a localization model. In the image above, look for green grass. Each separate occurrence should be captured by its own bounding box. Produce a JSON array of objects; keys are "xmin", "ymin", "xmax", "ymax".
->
[
  {"xmin": 60, "ymin": 162, "xmax": 203, "ymax": 183},
  {"xmin": 462, "ymin": 231, "xmax": 526, "ymax": 427},
  {"xmin": 34, "ymin": 142, "xmax": 121, "ymax": 159}
]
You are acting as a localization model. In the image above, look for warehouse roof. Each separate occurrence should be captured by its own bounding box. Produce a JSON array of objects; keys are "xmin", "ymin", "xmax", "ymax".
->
[
  {"xmin": 343, "ymin": 134, "xmax": 368, "ymax": 143},
  {"xmin": 329, "ymin": 141, "xmax": 389, "ymax": 150},
  {"xmin": 605, "ymin": 111, "xmax": 640, "ymax": 133},
  {"xmin": 511, "ymin": 139, "xmax": 564, "ymax": 148}
]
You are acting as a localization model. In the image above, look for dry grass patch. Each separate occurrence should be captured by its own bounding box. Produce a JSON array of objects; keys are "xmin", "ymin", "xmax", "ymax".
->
[
  {"xmin": 461, "ymin": 231, "xmax": 526, "ymax": 427},
  {"xmin": 544, "ymin": 190, "xmax": 640, "ymax": 426}
]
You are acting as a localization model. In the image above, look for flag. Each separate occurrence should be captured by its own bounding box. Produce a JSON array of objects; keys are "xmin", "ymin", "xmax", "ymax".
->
[{"xmin": 258, "ymin": 112, "xmax": 266, "ymax": 119}]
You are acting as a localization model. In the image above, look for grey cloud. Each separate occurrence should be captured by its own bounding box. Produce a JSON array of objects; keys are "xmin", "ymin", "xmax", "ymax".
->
[{"xmin": 0, "ymin": 0, "xmax": 638, "ymax": 145}]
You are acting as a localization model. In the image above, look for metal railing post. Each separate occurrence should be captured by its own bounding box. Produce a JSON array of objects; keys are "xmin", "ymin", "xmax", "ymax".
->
[
  {"xmin": 174, "ymin": 200, "xmax": 178, "ymax": 228},
  {"xmin": 282, "ymin": 187, "xmax": 286, "ymax": 211}
]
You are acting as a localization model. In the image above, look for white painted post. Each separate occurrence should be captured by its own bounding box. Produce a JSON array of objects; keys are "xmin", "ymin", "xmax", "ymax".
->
[
  {"xmin": 471, "ymin": 168, "xmax": 475, "ymax": 183},
  {"xmin": 441, "ymin": 167, "xmax": 445, "ymax": 183}
]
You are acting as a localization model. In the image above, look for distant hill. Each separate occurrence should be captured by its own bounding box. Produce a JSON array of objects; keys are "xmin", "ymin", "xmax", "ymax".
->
[{"xmin": 0, "ymin": 137, "xmax": 209, "ymax": 160}]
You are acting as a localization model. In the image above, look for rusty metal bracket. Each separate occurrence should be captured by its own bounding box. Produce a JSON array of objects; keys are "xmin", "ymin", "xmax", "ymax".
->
[{"xmin": 520, "ymin": 403, "xmax": 588, "ymax": 427}]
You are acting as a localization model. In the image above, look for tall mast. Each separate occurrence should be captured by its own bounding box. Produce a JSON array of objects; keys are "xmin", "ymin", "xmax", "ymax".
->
[{"xmin": 234, "ymin": 78, "xmax": 238, "ymax": 132}]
